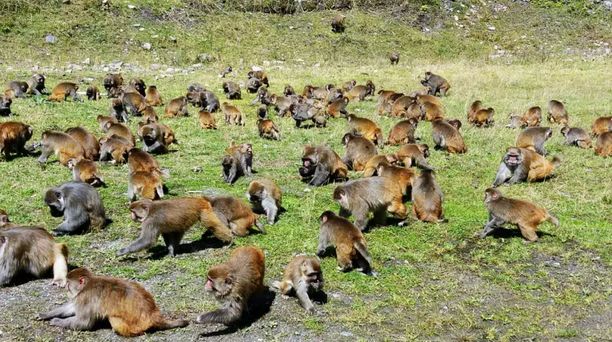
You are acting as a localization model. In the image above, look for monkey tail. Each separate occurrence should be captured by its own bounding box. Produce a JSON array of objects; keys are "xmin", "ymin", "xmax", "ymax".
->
[
  {"xmin": 551, "ymin": 156, "xmax": 561, "ymax": 168},
  {"xmin": 153, "ymin": 316, "xmax": 189, "ymax": 331},
  {"xmin": 353, "ymin": 241, "xmax": 373, "ymax": 268},
  {"xmin": 547, "ymin": 213, "xmax": 560, "ymax": 227}
]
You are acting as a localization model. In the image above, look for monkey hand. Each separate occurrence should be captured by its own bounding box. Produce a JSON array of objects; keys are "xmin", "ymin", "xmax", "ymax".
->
[
  {"xmin": 116, "ymin": 248, "xmax": 129, "ymax": 256},
  {"xmin": 37, "ymin": 313, "xmax": 52, "ymax": 321},
  {"xmin": 51, "ymin": 278, "xmax": 67, "ymax": 287}
]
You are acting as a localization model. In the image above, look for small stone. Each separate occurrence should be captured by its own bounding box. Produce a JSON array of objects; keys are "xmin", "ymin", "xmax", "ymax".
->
[
  {"xmin": 169, "ymin": 36, "xmax": 177, "ymax": 43},
  {"xmin": 150, "ymin": 64, "xmax": 160, "ymax": 70},
  {"xmin": 487, "ymin": 25, "xmax": 496, "ymax": 31},
  {"xmin": 127, "ymin": 4, "xmax": 135, "ymax": 9},
  {"xmin": 340, "ymin": 331, "xmax": 353, "ymax": 337},
  {"xmin": 82, "ymin": 58, "xmax": 91, "ymax": 65},
  {"xmin": 45, "ymin": 34, "xmax": 57, "ymax": 44},
  {"xmin": 142, "ymin": 42, "xmax": 152, "ymax": 50},
  {"xmin": 132, "ymin": 23, "xmax": 141, "ymax": 27},
  {"xmin": 192, "ymin": 166, "xmax": 203, "ymax": 173},
  {"xmin": 196, "ymin": 53, "xmax": 214, "ymax": 63},
  {"xmin": 303, "ymin": 188, "xmax": 311, "ymax": 193}
]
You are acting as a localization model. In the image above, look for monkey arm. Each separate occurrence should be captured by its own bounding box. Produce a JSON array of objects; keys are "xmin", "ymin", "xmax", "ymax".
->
[
  {"xmin": 480, "ymin": 216, "xmax": 505, "ymax": 238},
  {"xmin": 309, "ymin": 165, "xmax": 331, "ymax": 186},
  {"xmin": 38, "ymin": 303, "xmax": 76, "ymax": 320},
  {"xmin": 316, "ymin": 232, "xmax": 331, "ymax": 257},
  {"xmin": 196, "ymin": 301, "xmax": 243, "ymax": 326},
  {"xmin": 37, "ymin": 146, "xmax": 52, "ymax": 164},
  {"xmin": 226, "ymin": 162, "xmax": 238, "ymax": 184},
  {"xmin": 261, "ymin": 197, "xmax": 278, "ymax": 224},
  {"xmin": 492, "ymin": 163, "xmax": 512, "ymax": 186},
  {"xmin": 55, "ymin": 208, "xmax": 90, "ymax": 235},
  {"xmin": 295, "ymin": 283, "xmax": 315, "ymax": 313},
  {"xmin": 117, "ymin": 225, "xmax": 159, "ymax": 256},
  {"xmin": 49, "ymin": 313, "xmax": 96, "ymax": 331}
]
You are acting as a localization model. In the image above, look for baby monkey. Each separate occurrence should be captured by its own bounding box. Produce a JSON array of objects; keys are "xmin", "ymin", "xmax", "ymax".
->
[{"xmin": 273, "ymin": 255, "xmax": 324, "ymax": 313}]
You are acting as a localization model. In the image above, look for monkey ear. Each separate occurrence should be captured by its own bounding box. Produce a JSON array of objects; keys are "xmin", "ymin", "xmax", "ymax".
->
[
  {"xmin": 79, "ymin": 276, "xmax": 86, "ymax": 285},
  {"xmin": 54, "ymin": 191, "xmax": 62, "ymax": 199}
]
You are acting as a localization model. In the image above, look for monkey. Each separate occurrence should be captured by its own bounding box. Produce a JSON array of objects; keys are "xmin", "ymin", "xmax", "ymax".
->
[
  {"xmin": 37, "ymin": 131, "xmax": 86, "ymax": 167},
  {"xmin": 48, "ymin": 82, "xmax": 80, "ymax": 102},
  {"xmin": 247, "ymin": 70, "xmax": 269, "ymax": 87},
  {"xmin": 250, "ymin": 85, "xmax": 271, "ymax": 105},
  {"xmin": 522, "ymin": 106, "xmax": 542, "ymax": 127},
  {"xmin": 44, "ymin": 181, "xmax": 108, "ymax": 235},
  {"xmin": 420, "ymin": 72, "xmax": 450, "ymax": 97},
  {"xmin": 103, "ymin": 73, "xmax": 124, "ymax": 98},
  {"xmin": 109, "ymin": 98, "xmax": 129, "ymax": 122},
  {"xmin": 5, "ymin": 80, "xmax": 28, "ymax": 98},
  {"xmin": 196, "ymin": 246, "xmax": 265, "ymax": 326},
  {"xmin": 376, "ymin": 163, "xmax": 415, "ymax": 197},
  {"xmin": 284, "ymin": 84, "xmax": 296, "ymax": 96},
  {"xmin": 480, "ymin": 188, "xmax": 559, "ymax": 242},
  {"xmin": 560, "ymin": 126, "xmax": 592, "ymax": 148},
  {"xmin": 269, "ymin": 94, "xmax": 295, "ymax": 117},
  {"xmin": 362, "ymin": 154, "xmax": 396, "ymax": 177},
  {"xmin": 85, "ymin": 85, "xmax": 100, "ymax": 100},
  {"xmin": 118, "ymin": 197, "xmax": 233, "ymax": 257},
  {"xmin": 595, "ymin": 131, "xmax": 612, "ymax": 157},
  {"xmin": 0, "ymin": 226, "xmax": 68, "ymax": 286},
  {"xmin": 392, "ymin": 143, "xmax": 433, "ymax": 170},
  {"xmin": 206, "ymin": 196, "xmax": 265, "ymax": 236},
  {"xmin": 547, "ymin": 100, "xmax": 569, "ymax": 125},
  {"xmin": 127, "ymin": 148, "xmax": 165, "ymax": 175},
  {"xmin": 303, "ymin": 84, "xmax": 333, "ymax": 100},
  {"xmin": 246, "ymin": 178, "xmax": 282, "ymax": 225},
  {"xmin": 516, "ymin": 126, "xmax": 553, "ymax": 155},
  {"xmin": 471, "ymin": 107, "xmax": 495, "ymax": 127},
  {"xmin": 389, "ymin": 51, "xmax": 400, "ymax": 65},
  {"xmin": 257, "ymin": 116, "xmax": 280, "ymax": 140},
  {"xmin": 186, "ymin": 88, "xmax": 220, "ymax": 112},
  {"xmin": 199, "ymin": 110, "xmax": 217, "ymax": 129},
  {"xmin": 342, "ymin": 80, "xmax": 357, "ymax": 92},
  {"xmin": 222, "ymin": 81, "xmax": 242, "ymax": 100},
  {"xmin": 506, "ymin": 114, "xmax": 527, "ymax": 129},
  {"xmin": 246, "ymin": 77, "xmax": 263, "ymax": 94},
  {"xmin": 103, "ymin": 121, "xmax": 135, "ymax": 146},
  {"xmin": 145, "ymin": 85, "xmax": 163, "ymax": 106},
  {"xmin": 221, "ymin": 102, "xmax": 245, "ymax": 126},
  {"xmin": 467, "ymin": 100, "xmax": 483, "ymax": 123},
  {"xmin": 431, "ymin": 118, "xmax": 467, "ymax": 154},
  {"xmin": 38, "ymin": 268, "xmax": 188, "ymax": 336},
  {"xmin": 26, "ymin": 73, "xmax": 47, "ymax": 95},
  {"xmin": 331, "ymin": 14, "xmax": 345, "ymax": 33},
  {"xmin": 376, "ymin": 90, "xmax": 403, "ymax": 116},
  {"xmin": 420, "ymin": 101, "xmax": 444, "ymax": 121},
  {"xmin": 447, "ymin": 119, "xmax": 462, "ymax": 130},
  {"xmin": 97, "ymin": 114, "xmax": 118, "ymax": 129},
  {"xmin": 492, "ymin": 147, "xmax": 560, "ymax": 186},
  {"xmin": 67, "ymin": 158, "xmax": 105, "ymax": 187},
  {"xmin": 317, "ymin": 211, "xmax": 373, "ymax": 274},
  {"xmin": 99, "ymin": 135, "xmax": 133, "ymax": 164},
  {"xmin": 386, "ymin": 118, "xmax": 418, "ymax": 145},
  {"xmin": 128, "ymin": 78, "xmax": 146, "ymax": 97},
  {"xmin": 389, "ymin": 95, "xmax": 417, "ymax": 118},
  {"xmin": 219, "ymin": 66, "xmax": 233, "ymax": 78},
  {"xmin": 121, "ymin": 91, "xmax": 149, "ymax": 117},
  {"xmin": 591, "ymin": 116, "xmax": 612, "ymax": 136},
  {"xmin": 326, "ymin": 97, "xmax": 349, "ymax": 118},
  {"xmin": 346, "ymin": 114, "xmax": 384, "ymax": 147},
  {"xmin": 299, "ymin": 145, "xmax": 348, "ymax": 186},
  {"xmin": 164, "ymin": 96, "xmax": 189, "ymax": 117},
  {"xmin": 346, "ymin": 80, "xmax": 375, "ymax": 102},
  {"xmin": 411, "ymin": 170, "xmax": 445, "ymax": 223},
  {"xmin": 0, "ymin": 209, "xmax": 12, "ymax": 228},
  {"xmin": 137, "ymin": 122, "xmax": 177, "ymax": 154},
  {"xmin": 222, "ymin": 142, "xmax": 253, "ymax": 184},
  {"xmin": 342, "ymin": 133, "xmax": 378, "ymax": 171},
  {"xmin": 65, "ymin": 126, "xmax": 100, "ymax": 161},
  {"xmin": 0, "ymin": 95, "xmax": 12, "ymax": 116},
  {"xmin": 333, "ymin": 177, "xmax": 407, "ymax": 231},
  {"xmin": 272, "ymin": 255, "xmax": 324, "ymax": 313},
  {"xmin": 140, "ymin": 105, "xmax": 159, "ymax": 124},
  {"xmin": 0, "ymin": 121, "xmax": 33, "ymax": 160},
  {"xmin": 327, "ymin": 88, "xmax": 344, "ymax": 103},
  {"xmin": 128, "ymin": 171, "xmax": 164, "ymax": 202},
  {"xmin": 291, "ymin": 101, "xmax": 327, "ymax": 128}
]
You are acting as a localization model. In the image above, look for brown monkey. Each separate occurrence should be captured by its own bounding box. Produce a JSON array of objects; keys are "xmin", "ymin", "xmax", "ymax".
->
[
  {"xmin": 0, "ymin": 95, "xmax": 12, "ymax": 116},
  {"xmin": 333, "ymin": 176, "xmax": 407, "ymax": 231},
  {"xmin": 48, "ymin": 82, "xmax": 80, "ymax": 102},
  {"xmin": 109, "ymin": 98, "xmax": 129, "ymax": 122},
  {"xmin": 269, "ymin": 94, "xmax": 295, "ymax": 117},
  {"xmin": 431, "ymin": 118, "xmax": 467, "ymax": 154},
  {"xmin": 447, "ymin": 119, "xmax": 462, "ymax": 130},
  {"xmin": 506, "ymin": 114, "xmax": 527, "ymax": 129},
  {"xmin": 595, "ymin": 131, "xmax": 612, "ymax": 157},
  {"xmin": 206, "ymin": 196, "xmax": 265, "ymax": 236},
  {"xmin": 317, "ymin": 211, "xmax": 373, "ymax": 273},
  {"xmin": 222, "ymin": 143, "xmax": 253, "ymax": 184},
  {"xmin": 0, "ymin": 121, "xmax": 33, "ymax": 160},
  {"xmin": 164, "ymin": 96, "xmax": 189, "ymax": 117},
  {"xmin": 26, "ymin": 73, "xmax": 47, "ymax": 95},
  {"xmin": 346, "ymin": 114, "xmax": 384, "ymax": 146},
  {"xmin": 103, "ymin": 121, "xmax": 135, "ymax": 145},
  {"xmin": 199, "ymin": 110, "xmax": 217, "ymax": 129},
  {"xmin": 246, "ymin": 78, "xmax": 263, "ymax": 94},
  {"xmin": 416, "ymin": 94, "xmax": 443, "ymax": 108},
  {"xmin": 393, "ymin": 143, "xmax": 433, "ymax": 170},
  {"xmin": 129, "ymin": 78, "xmax": 146, "ymax": 97},
  {"xmin": 492, "ymin": 147, "xmax": 560, "ymax": 186},
  {"xmin": 222, "ymin": 81, "xmax": 242, "ymax": 100},
  {"xmin": 591, "ymin": 116, "xmax": 612, "ymax": 136},
  {"xmin": 99, "ymin": 135, "xmax": 133, "ymax": 164},
  {"xmin": 137, "ymin": 122, "xmax": 177, "ymax": 154},
  {"xmin": 65, "ymin": 126, "xmax": 100, "ymax": 160},
  {"xmin": 6, "ymin": 80, "xmax": 28, "ymax": 98},
  {"xmin": 472, "ymin": 107, "xmax": 495, "ymax": 127},
  {"xmin": 219, "ymin": 66, "xmax": 233, "ymax": 78},
  {"xmin": 103, "ymin": 73, "xmax": 124, "ymax": 98},
  {"xmin": 0, "ymin": 209, "xmax": 12, "ymax": 228},
  {"xmin": 247, "ymin": 178, "xmax": 282, "ymax": 224},
  {"xmin": 38, "ymin": 131, "xmax": 85, "ymax": 166},
  {"xmin": 257, "ymin": 117, "xmax": 280, "ymax": 140},
  {"xmin": 331, "ymin": 14, "xmax": 345, "ymax": 33},
  {"xmin": 420, "ymin": 101, "xmax": 444, "ymax": 121},
  {"xmin": 522, "ymin": 106, "xmax": 542, "ymax": 127},
  {"xmin": 283, "ymin": 84, "xmax": 296, "ymax": 96},
  {"xmin": 38, "ymin": 268, "xmax": 188, "ymax": 336},
  {"xmin": 342, "ymin": 80, "xmax": 357, "ymax": 92},
  {"xmin": 67, "ymin": 158, "xmax": 105, "ymax": 187},
  {"xmin": 0, "ymin": 226, "xmax": 68, "ymax": 286},
  {"xmin": 467, "ymin": 100, "xmax": 483, "ymax": 123},
  {"xmin": 85, "ymin": 85, "xmax": 100, "ymax": 100},
  {"xmin": 272, "ymin": 255, "xmax": 324, "ymax": 313},
  {"xmin": 141, "ymin": 105, "xmax": 159, "ymax": 124},
  {"xmin": 221, "ymin": 102, "xmax": 245, "ymax": 126},
  {"xmin": 516, "ymin": 126, "xmax": 552, "ymax": 155},
  {"xmin": 247, "ymin": 70, "xmax": 269, "ymax": 87},
  {"xmin": 386, "ymin": 118, "xmax": 418, "ymax": 145},
  {"xmin": 376, "ymin": 90, "xmax": 403, "ymax": 116},
  {"xmin": 299, "ymin": 145, "xmax": 348, "ymax": 186},
  {"xmin": 377, "ymin": 163, "xmax": 415, "ymax": 197},
  {"xmin": 346, "ymin": 80, "xmax": 375, "ymax": 102},
  {"xmin": 389, "ymin": 52, "xmax": 400, "ymax": 65},
  {"xmin": 547, "ymin": 100, "xmax": 569, "ymax": 125},
  {"xmin": 127, "ymin": 148, "xmax": 162, "ymax": 174},
  {"xmin": 411, "ymin": 170, "xmax": 445, "ymax": 223},
  {"xmin": 145, "ymin": 85, "xmax": 163, "ymax": 106},
  {"xmin": 128, "ymin": 171, "xmax": 164, "ymax": 201},
  {"xmin": 326, "ymin": 97, "xmax": 349, "ymax": 118},
  {"xmin": 362, "ymin": 154, "xmax": 395, "ymax": 177},
  {"xmin": 480, "ymin": 188, "xmax": 559, "ymax": 242},
  {"xmin": 121, "ymin": 91, "xmax": 148, "ymax": 117},
  {"xmin": 342, "ymin": 133, "xmax": 378, "ymax": 171},
  {"xmin": 560, "ymin": 126, "xmax": 592, "ymax": 148},
  {"xmin": 118, "ymin": 197, "xmax": 233, "ymax": 257},
  {"xmin": 196, "ymin": 246, "xmax": 265, "ymax": 326},
  {"xmin": 96, "ymin": 114, "xmax": 118, "ymax": 131},
  {"xmin": 420, "ymin": 72, "xmax": 450, "ymax": 97},
  {"xmin": 390, "ymin": 95, "xmax": 417, "ymax": 118}
]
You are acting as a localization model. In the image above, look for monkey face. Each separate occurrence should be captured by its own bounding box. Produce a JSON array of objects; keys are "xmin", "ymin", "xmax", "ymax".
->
[
  {"xmin": 44, "ymin": 190, "xmax": 65, "ymax": 217},
  {"xmin": 205, "ymin": 270, "xmax": 233, "ymax": 298},
  {"xmin": 299, "ymin": 158, "xmax": 317, "ymax": 178},
  {"xmin": 504, "ymin": 149, "xmax": 523, "ymax": 167},
  {"xmin": 129, "ymin": 202, "xmax": 149, "ymax": 222},
  {"xmin": 1, "ymin": 97, "xmax": 11, "ymax": 108},
  {"xmin": 484, "ymin": 188, "xmax": 501, "ymax": 203}
]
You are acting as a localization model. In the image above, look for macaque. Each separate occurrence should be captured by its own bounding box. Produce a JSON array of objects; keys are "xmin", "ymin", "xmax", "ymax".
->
[
  {"xmin": 247, "ymin": 70, "xmax": 269, "ymax": 87},
  {"xmin": 196, "ymin": 246, "xmax": 265, "ymax": 326},
  {"xmin": 515, "ymin": 127, "xmax": 553, "ymax": 155},
  {"xmin": 299, "ymin": 145, "xmax": 348, "ymax": 186},
  {"xmin": 199, "ymin": 110, "xmax": 217, "ymax": 129},
  {"xmin": 560, "ymin": 126, "xmax": 591, "ymax": 148},
  {"xmin": 392, "ymin": 143, "xmax": 433, "ymax": 170},
  {"xmin": 376, "ymin": 90, "xmax": 402, "ymax": 115},
  {"xmin": 85, "ymin": 85, "xmax": 100, "ymax": 100},
  {"xmin": 219, "ymin": 66, "xmax": 232, "ymax": 78},
  {"xmin": 0, "ymin": 209, "xmax": 12, "ymax": 228},
  {"xmin": 99, "ymin": 135, "xmax": 133, "ymax": 164},
  {"xmin": 420, "ymin": 72, "xmax": 450, "ymax": 97},
  {"xmin": 272, "ymin": 255, "xmax": 324, "ymax": 313},
  {"xmin": 0, "ymin": 121, "xmax": 33, "ymax": 160},
  {"xmin": 331, "ymin": 14, "xmax": 346, "ymax": 33},
  {"xmin": 103, "ymin": 121, "xmax": 135, "ymax": 146},
  {"xmin": 222, "ymin": 143, "xmax": 253, "ymax": 184},
  {"xmin": 471, "ymin": 107, "xmax": 495, "ymax": 127},
  {"xmin": 480, "ymin": 188, "xmax": 559, "ymax": 242},
  {"xmin": 5, "ymin": 80, "xmax": 28, "ymax": 98},
  {"xmin": 595, "ymin": 131, "xmax": 612, "ymax": 157},
  {"xmin": 284, "ymin": 84, "xmax": 296, "ymax": 96},
  {"xmin": 333, "ymin": 177, "xmax": 407, "ymax": 231},
  {"xmin": 97, "ymin": 115, "xmax": 118, "ymax": 130},
  {"xmin": 292, "ymin": 101, "xmax": 327, "ymax": 128},
  {"xmin": 222, "ymin": 81, "xmax": 242, "ymax": 100},
  {"xmin": 522, "ymin": 106, "xmax": 542, "ymax": 127},
  {"xmin": 207, "ymin": 196, "xmax": 265, "ymax": 236},
  {"xmin": 141, "ymin": 105, "xmax": 159, "ymax": 124},
  {"xmin": 44, "ymin": 181, "xmax": 108, "ymax": 235},
  {"xmin": 389, "ymin": 52, "xmax": 400, "ymax": 65},
  {"xmin": 0, "ymin": 95, "xmax": 12, "ymax": 116},
  {"xmin": 467, "ymin": 100, "xmax": 483, "ymax": 123},
  {"xmin": 26, "ymin": 74, "xmax": 47, "ymax": 95},
  {"xmin": 342, "ymin": 80, "xmax": 356, "ymax": 92},
  {"xmin": 38, "ymin": 268, "xmax": 188, "ymax": 336},
  {"xmin": 411, "ymin": 170, "xmax": 445, "ymax": 222},
  {"xmin": 431, "ymin": 118, "xmax": 467, "ymax": 154},
  {"xmin": 506, "ymin": 114, "xmax": 527, "ymax": 129},
  {"xmin": 547, "ymin": 100, "xmax": 569, "ymax": 125},
  {"xmin": 222, "ymin": 102, "xmax": 245, "ymax": 126},
  {"xmin": 128, "ymin": 171, "xmax": 164, "ymax": 201},
  {"xmin": 346, "ymin": 114, "xmax": 384, "ymax": 146},
  {"xmin": 38, "ymin": 131, "xmax": 86, "ymax": 167},
  {"xmin": 386, "ymin": 118, "xmax": 418, "ymax": 145},
  {"xmin": 0, "ymin": 226, "xmax": 68, "ymax": 286},
  {"xmin": 121, "ymin": 91, "xmax": 148, "ymax": 117},
  {"xmin": 137, "ymin": 122, "xmax": 177, "ymax": 154},
  {"xmin": 326, "ymin": 97, "xmax": 349, "ymax": 118},
  {"xmin": 389, "ymin": 95, "xmax": 416, "ymax": 118},
  {"xmin": 492, "ymin": 147, "xmax": 560, "ymax": 186},
  {"xmin": 145, "ymin": 85, "xmax": 163, "ymax": 106},
  {"xmin": 420, "ymin": 101, "xmax": 444, "ymax": 121},
  {"xmin": 65, "ymin": 126, "xmax": 100, "ymax": 160},
  {"xmin": 164, "ymin": 96, "xmax": 189, "ymax": 117},
  {"xmin": 129, "ymin": 78, "xmax": 146, "ymax": 96},
  {"xmin": 67, "ymin": 158, "xmax": 105, "ymax": 187},
  {"xmin": 247, "ymin": 178, "xmax": 282, "ymax": 224},
  {"xmin": 317, "ymin": 211, "xmax": 373, "ymax": 274},
  {"xmin": 342, "ymin": 133, "xmax": 378, "ymax": 171},
  {"xmin": 186, "ymin": 88, "xmax": 220, "ymax": 112},
  {"xmin": 48, "ymin": 82, "xmax": 80, "ymax": 102},
  {"xmin": 246, "ymin": 77, "xmax": 263, "ymax": 94},
  {"xmin": 127, "ymin": 148, "xmax": 164, "ymax": 174},
  {"xmin": 376, "ymin": 163, "xmax": 415, "ymax": 197},
  {"xmin": 109, "ymin": 98, "xmax": 129, "ymax": 122},
  {"xmin": 103, "ymin": 73, "xmax": 124, "ymax": 98},
  {"xmin": 269, "ymin": 94, "xmax": 295, "ymax": 117},
  {"xmin": 362, "ymin": 154, "xmax": 395, "ymax": 177},
  {"xmin": 346, "ymin": 80, "xmax": 375, "ymax": 102},
  {"xmin": 591, "ymin": 116, "xmax": 612, "ymax": 136},
  {"xmin": 257, "ymin": 116, "xmax": 280, "ymax": 140}
]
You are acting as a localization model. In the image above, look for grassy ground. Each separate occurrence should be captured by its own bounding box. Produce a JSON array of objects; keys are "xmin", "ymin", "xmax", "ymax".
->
[{"xmin": 1, "ymin": 1, "xmax": 611, "ymax": 341}]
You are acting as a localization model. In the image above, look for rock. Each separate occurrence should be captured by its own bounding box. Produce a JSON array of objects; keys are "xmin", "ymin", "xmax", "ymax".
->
[
  {"xmin": 196, "ymin": 53, "xmax": 214, "ymax": 63},
  {"xmin": 45, "ymin": 34, "xmax": 57, "ymax": 44},
  {"xmin": 150, "ymin": 64, "xmax": 160, "ymax": 70},
  {"xmin": 81, "ymin": 77, "xmax": 95, "ymax": 84},
  {"xmin": 127, "ymin": 4, "xmax": 135, "ymax": 9},
  {"xmin": 487, "ymin": 25, "xmax": 496, "ymax": 32},
  {"xmin": 142, "ymin": 42, "xmax": 152, "ymax": 50},
  {"xmin": 62, "ymin": 0, "xmax": 71, "ymax": 4},
  {"xmin": 82, "ymin": 58, "xmax": 91, "ymax": 65},
  {"xmin": 109, "ymin": 61, "xmax": 123, "ymax": 69},
  {"xmin": 169, "ymin": 36, "xmax": 177, "ymax": 43}
]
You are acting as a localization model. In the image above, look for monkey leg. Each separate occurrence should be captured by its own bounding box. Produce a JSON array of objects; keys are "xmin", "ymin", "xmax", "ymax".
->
[
  {"xmin": 336, "ymin": 244, "xmax": 354, "ymax": 272},
  {"xmin": 295, "ymin": 284, "xmax": 315, "ymax": 313},
  {"xmin": 50, "ymin": 314, "xmax": 96, "ymax": 331},
  {"xmin": 108, "ymin": 316, "xmax": 146, "ymax": 337},
  {"xmin": 480, "ymin": 216, "xmax": 505, "ymax": 238},
  {"xmin": 316, "ymin": 233, "xmax": 331, "ymax": 257},
  {"xmin": 162, "ymin": 232, "xmax": 185, "ymax": 257},
  {"xmin": 518, "ymin": 224, "xmax": 538, "ymax": 242},
  {"xmin": 196, "ymin": 305, "xmax": 242, "ymax": 326},
  {"xmin": 201, "ymin": 212, "xmax": 233, "ymax": 243},
  {"xmin": 38, "ymin": 303, "xmax": 76, "ymax": 320},
  {"xmin": 37, "ymin": 147, "xmax": 52, "ymax": 164},
  {"xmin": 387, "ymin": 200, "xmax": 408, "ymax": 220},
  {"xmin": 54, "ymin": 211, "xmax": 90, "ymax": 235}
]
